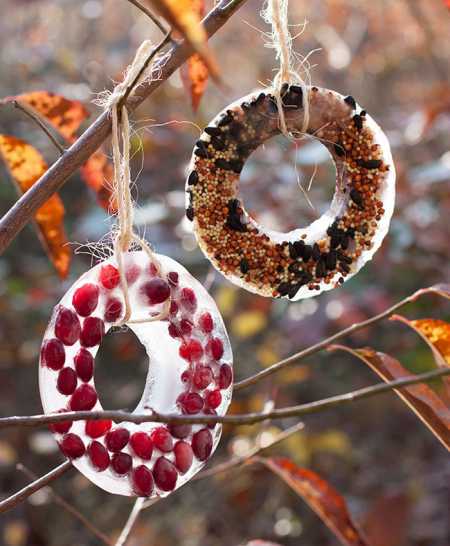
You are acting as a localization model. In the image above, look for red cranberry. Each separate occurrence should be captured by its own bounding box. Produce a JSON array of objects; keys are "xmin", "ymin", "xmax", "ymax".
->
[
  {"xmin": 41, "ymin": 338, "xmax": 65, "ymax": 370},
  {"xmin": 55, "ymin": 307, "xmax": 81, "ymax": 346},
  {"xmin": 169, "ymin": 301, "xmax": 179, "ymax": 316},
  {"xmin": 177, "ymin": 392, "xmax": 204, "ymax": 415},
  {"xmin": 207, "ymin": 337, "xmax": 224, "ymax": 360},
  {"xmin": 130, "ymin": 432, "xmax": 153, "ymax": 460},
  {"xmin": 57, "ymin": 367, "xmax": 78, "ymax": 395},
  {"xmin": 132, "ymin": 465, "xmax": 154, "ymax": 496},
  {"xmin": 179, "ymin": 287, "xmax": 197, "ymax": 313},
  {"xmin": 74, "ymin": 348, "xmax": 94, "ymax": 382},
  {"xmin": 168, "ymin": 323, "xmax": 181, "ymax": 338},
  {"xmin": 153, "ymin": 457, "xmax": 178, "ymax": 491},
  {"xmin": 111, "ymin": 452, "xmax": 132, "ymax": 475},
  {"xmin": 49, "ymin": 409, "xmax": 72, "ymax": 434},
  {"xmin": 204, "ymin": 407, "xmax": 218, "ymax": 429},
  {"xmin": 105, "ymin": 428, "xmax": 130, "ymax": 452},
  {"xmin": 180, "ymin": 370, "xmax": 191, "ymax": 384},
  {"xmin": 218, "ymin": 364, "xmax": 233, "ymax": 389},
  {"xmin": 80, "ymin": 317, "xmax": 105, "ymax": 347},
  {"xmin": 168, "ymin": 271, "xmax": 179, "ymax": 286},
  {"xmin": 150, "ymin": 427, "xmax": 173, "ymax": 452},
  {"xmin": 88, "ymin": 441, "xmax": 110, "ymax": 471},
  {"xmin": 205, "ymin": 389, "xmax": 222, "ymax": 409},
  {"xmin": 168, "ymin": 423, "xmax": 192, "ymax": 439},
  {"xmin": 193, "ymin": 365, "xmax": 213, "ymax": 389},
  {"xmin": 179, "ymin": 339, "xmax": 203, "ymax": 362},
  {"xmin": 192, "ymin": 428, "xmax": 213, "ymax": 461},
  {"xmin": 198, "ymin": 312, "xmax": 214, "ymax": 333},
  {"xmin": 104, "ymin": 297, "xmax": 123, "ymax": 322},
  {"xmin": 180, "ymin": 319, "xmax": 193, "ymax": 335},
  {"xmin": 174, "ymin": 441, "xmax": 193, "ymax": 473},
  {"xmin": 72, "ymin": 283, "xmax": 99, "ymax": 317},
  {"xmin": 126, "ymin": 263, "xmax": 141, "ymax": 284},
  {"xmin": 70, "ymin": 384, "xmax": 97, "ymax": 411},
  {"xmin": 85, "ymin": 419, "xmax": 112, "ymax": 438},
  {"xmin": 59, "ymin": 433, "xmax": 85, "ymax": 459},
  {"xmin": 142, "ymin": 278, "xmax": 170, "ymax": 305},
  {"xmin": 100, "ymin": 264, "xmax": 120, "ymax": 289},
  {"xmin": 148, "ymin": 262, "xmax": 158, "ymax": 276}
]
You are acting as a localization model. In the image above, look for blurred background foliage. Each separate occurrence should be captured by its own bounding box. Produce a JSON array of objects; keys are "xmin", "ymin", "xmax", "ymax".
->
[{"xmin": 0, "ymin": 0, "xmax": 449, "ymax": 545}]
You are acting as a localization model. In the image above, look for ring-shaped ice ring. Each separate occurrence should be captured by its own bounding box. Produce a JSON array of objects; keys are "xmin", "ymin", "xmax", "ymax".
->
[
  {"xmin": 39, "ymin": 251, "xmax": 233, "ymax": 497},
  {"xmin": 185, "ymin": 85, "xmax": 395, "ymax": 300}
]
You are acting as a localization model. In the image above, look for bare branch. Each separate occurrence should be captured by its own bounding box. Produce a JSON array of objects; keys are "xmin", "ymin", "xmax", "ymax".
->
[
  {"xmin": 1, "ymin": 367, "xmax": 448, "ymax": 429},
  {"xmin": 115, "ymin": 498, "xmax": 146, "ymax": 546},
  {"xmin": 126, "ymin": 0, "xmax": 168, "ymax": 35},
  {"xmin": 0, "ymin": 460, "xmax": 72, "ymax": 514},
  {"xmin": 0, "ymin": 0, "xmax": 249, "ymax": 255}
]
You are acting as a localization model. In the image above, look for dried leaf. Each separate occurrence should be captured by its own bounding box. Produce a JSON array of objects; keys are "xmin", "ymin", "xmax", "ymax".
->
[
  {"xmin": 80, "ymin": 149, "xmax": 117, "ymax": 212},
  {"xmin": 258, "ymin": 457, "xmax": 369, "ymax": 546},
  {"xmin": 143, "ymin": 0, "xmax": 218, "ymax": 78},
  {"xmin": 4, "ymin": 91, "xmax": 89, "ymax": 140},
  {"xmin": 181, "ymin": 53, "xmax": 209, "ymax": 111},
  {"xmin": 331, "ymin": 345, "xmax": 450, "ymax": 450},
  {"xmin": 0, "ymin": 135, "xmax": 70, "ymax": 278}
]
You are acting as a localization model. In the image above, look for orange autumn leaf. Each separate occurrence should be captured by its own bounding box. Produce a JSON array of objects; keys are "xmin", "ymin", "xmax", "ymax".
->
[
  {"xmin": 181, "ymin": 53, "xmax": 209, "ymax": 111},
  {"xmin": 3, "ymin": 91, "xmax": 89, "ymax": 141},
  {"xmin": 0, "ymin": 135, "xmax": 70, "ymax": 278},
  {"xmin": 143, "ymin": 0, "xmax": 218, "ymax": 78},
  {"xmin": 331, "ymin": 345, "xmax": 450, "ymax": 451},
  {"xmin": 258, "ymin": 457, "xmax": 369, "ymax": 546},
  {"xmin": 80, "ymin": 149, "xmax": 117, "ymax": 212}
]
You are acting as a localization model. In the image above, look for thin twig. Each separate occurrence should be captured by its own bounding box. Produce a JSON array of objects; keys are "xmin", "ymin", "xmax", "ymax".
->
[
  {"xmin": 0, "ymin": 460, "xmax": 72, "ymax": 514},
  {"xmin": 126, "ymin": 0, "xmax": 168, "ymax": 35},
  {"xmin": 1, "ymin": 367, "xmax": 448, "ymax": 429},
  {"xmin": 0, "ymin": 0, "xmax": 249, "ymax": 254},
  {"xmin": 115, "ymin": 498, "xmax": 146, "ymax": 546},
  {"xmin": 12, "ymin": 100, "xmax": 66, "ymax": 155},
  {"xmin": 16, "ymin": 464, "xmax": 113, "ymax": 546},
  {"xmin": 234, "ymin": 285, "xmax": 446, "ymax": 390}
]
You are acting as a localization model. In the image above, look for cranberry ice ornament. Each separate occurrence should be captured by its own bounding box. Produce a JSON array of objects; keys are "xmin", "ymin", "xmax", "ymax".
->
[{"xmin": 40, "ymin": 251, "xmax": 233, "ymax": 497}]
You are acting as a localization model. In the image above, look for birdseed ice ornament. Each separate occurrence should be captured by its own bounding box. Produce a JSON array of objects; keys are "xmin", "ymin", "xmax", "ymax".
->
[
  {"xmin": 40, "ymin": 251, "xmax": 233, "ymax": 497},
  {"xmin": 185, "ymin": 85, "xmax": 395, "ymax": 300}
]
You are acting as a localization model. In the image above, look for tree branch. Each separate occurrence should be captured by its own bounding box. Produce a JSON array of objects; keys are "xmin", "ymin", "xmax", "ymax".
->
[
  {"xmin": 0, "ymin": 460, "xmax": 72, "ymax": 514},
  {"xmin": 126, "ymin": 0, "xmax": 168, "ymax": 35},
  {"xmin": 234, "ymin": 285, "xmax": 448, "ymax": 390},
  {"xmin": 0, "ymin": 0, "xmax": 249, "ymax": 255},
  {"xmin": 1, "ymin": 367, "xmax": 448, "ymax": 429}
]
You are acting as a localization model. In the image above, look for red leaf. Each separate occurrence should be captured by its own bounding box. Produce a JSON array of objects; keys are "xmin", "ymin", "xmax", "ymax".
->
[
  {"xmin": 181, "ymin": 53, "xmax": 209, "ymax": 112},
  {"xmin": 258, "ymin": 457, "xmax": 369, "ymax": 546}
]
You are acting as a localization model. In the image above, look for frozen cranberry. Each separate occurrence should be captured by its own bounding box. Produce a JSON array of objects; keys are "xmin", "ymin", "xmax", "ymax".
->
[
  {"xmin": 179, "ymin": 339, "xmax": 203, "ymax": 362},
  {"xmin": 130, "ymin": 432, "xmax": 153, "ymax": 460},
  {"xmin": 85, "ymin": 419, "xmax": 112, "ymax": 439},
  {"xmin": 59, "ymin": 433, "xmax": 85, "ymax": 459},
  {"xmin": 168, "ymin": 271, "xmax": 179, "ymax": 286},
  {"xmin": 169, "ymin": 301, "xmax": 179, "ymax": 316},
  {"xmin": 180, "ymin": 369, "xmax": 191, "ymax": 384},
  {"xmin": 153, "ymin": 457, "xmax": 178, "ymax": 491},
  {"xmin": 198, "ymin": 312, "xmax": 214, "ymax": 334},
  {"xmin": 174, "ymin": 441, "xmax": 193, "ymax": 473},
  {"xmin": 126, "ymin": 263, "xmax": 140, "ymax": 284},
  {"xmin": 105, "ymin": 428, "xmax": 130, "ymax": 452},
  {"xmin": 204, "ymin": 407, "xmax": 218, "ymax": 429},
  {"xmin": 180, "ymin": 319, "xmax": 193, "ymax": 336},
  {"xmin": 55, "ymin": 306, "xmax": 81, "ymax": 346},
  {"xmin": 148, "ymin": 262, "xmax": 158, "ymax": 276},
  {"xmin": 72, "ymin": 283, "xmax": 99, "ymax": 317},
  {"xmin": 88, "ymin": 441, "xmax": 110, "ymax": 471},
  {"xmin": 179, "ymin": 287, "xmax": 197, "ymax": 313},
  {"xmin": 111, "ymin": 452, "xmax": 132, "ymax": 475},
  {"xmin": 150, "ymin": 427, "xmax": 173, "ymax": 452},
  {"xmin": 207, "ymin": 337, "xmax": 224, "ymax": 360},
  {"xmin": 41, "ymin": 338, "xmax": 65, "ymax": 370},
  {"xmin": 100, "ymin": 264, "xmax": 120, "ymax": 289},
  {"xmin": 205, "ymin": 389, "xmax": 222, "ymax": 409},
  {"xmin": 168, "ymin": 323, "xmax": 181, "ymax": 338},
  {"xmin": 177, "ymin": 392, "xmax": 204, "ymax": 415},
  {"xmin": 142, "ymin": 278, "xmax": 170, "ymax": 305},
  {"xmin": 168, "ymin": 423, "xmax": 192, "ymax": 439},
  {"xmin": 132, "ymin": 465, "xmax": 154, "ymax": 496},
  {"xmin": 80, "ymin": 317, "xmax": 105, "ymax": 347},
  {"xmin": 104, "ymin": 297, "xmax": 123, "ymax": 322},
  {"xmin": 70, "ymin": 384, "xmax": 97, "ymax": 411},
  {"xmin": 74, "ymin": 348, "xmax": 94, "ymax": 382},
  {"xmin": 192, "ymin": 428, "xmax": 213, "ymax": 461},
  {"xmin": 49, "ymin": 409, "xmax": 72, "ymax": 434},
  {"xmin": 193, "ymin": 365, "xmax": 213, "ymax": 389},
  {"xmin": 57, "ymin": 367, "xmax": 78, "ymax": 395},
  {"xmin": 218, "ymin": 363, "xmax": 233, "ymax": 389}
]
